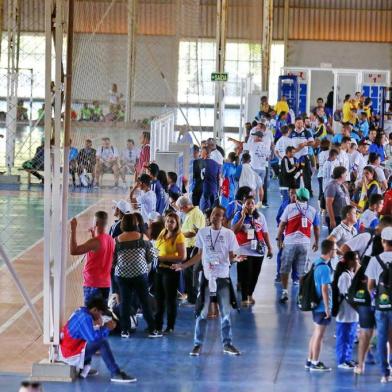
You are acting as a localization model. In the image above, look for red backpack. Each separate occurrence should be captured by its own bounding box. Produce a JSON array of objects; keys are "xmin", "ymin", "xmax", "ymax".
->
[
  {"xmin": 220, "ymin": 177, "xmax": 230, "ymax": 198},
  {"xmin": 381, "ymin": 189, "xmax": 392, "ymax": 216}
]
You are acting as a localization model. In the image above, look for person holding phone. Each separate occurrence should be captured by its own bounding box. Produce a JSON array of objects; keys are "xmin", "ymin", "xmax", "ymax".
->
[{"xmin": 231, "ymin": 195, "xmax": 273, "ymax": 306}]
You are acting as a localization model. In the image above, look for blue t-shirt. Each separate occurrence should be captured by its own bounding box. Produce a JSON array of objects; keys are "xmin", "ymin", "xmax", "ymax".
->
[
  {"xmin": 313, "ymin": 257, "xmax": 333, "ymax": 313},
  {"xmin": 225, "ymin": 200, "xmax": 242, "ymax": 220},
  {"xmin": 151, "ymin": 179, "xmax": 166, "ymax": 214},
  {"xmin": 358, "ymin": 120, "xmax": 369, "ymax": 138},
  {"xmin": 69, "ymin": 147, "xmax": 78, "ymax": 161},
  {"xmin": 201, "ymin": 158, "xmax": 220, "ymax": 195},
  {"xmin": 332, "ymin": 133, "xmax": 360, "ymax": 144},
  {"xmin": 369, "ymin": 143, "xmax": 385, "ymax": 162},
  {"xmin": 168, "ymin": 183, "xmax": 181, "ymax": 196}
]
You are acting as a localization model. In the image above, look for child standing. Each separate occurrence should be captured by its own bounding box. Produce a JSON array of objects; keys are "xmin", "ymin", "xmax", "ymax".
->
[{"xmin": 334, "ymin": 251, "xmax": 359, "ymax": 369}]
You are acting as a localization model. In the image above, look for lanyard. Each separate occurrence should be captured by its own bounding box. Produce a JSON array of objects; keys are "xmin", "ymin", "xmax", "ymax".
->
[
  {"xmin": 295, "ymin": 202, "xmax": 309, "ymax": 219},
  {"xmin": 210, "ymin": 228, "xmax": 222, "ymax": 251}
]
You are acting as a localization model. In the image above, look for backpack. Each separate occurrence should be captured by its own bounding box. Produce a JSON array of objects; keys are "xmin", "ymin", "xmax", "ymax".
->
[
  {"xmin": 297, "ymin": 263, "xmax": 326, "ymax": 311},
  {"xmin": 220, "ymin": 177, "xmax": 230, "ymax": 198},
  {"xmin": 331, "ymin": 270, "xmax": 349, "ymax": 317},
  {"xmin": 375, "ymin": 256, "xmax": 392, "ymax": 311},
  {"xmin": 346, "ymin": 234, "xmax": 374, "ymax": 308}
]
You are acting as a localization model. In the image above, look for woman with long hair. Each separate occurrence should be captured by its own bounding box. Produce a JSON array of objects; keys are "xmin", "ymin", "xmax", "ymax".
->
[
  {"xmin": 357, "ymin": 166, "xmax": 381, "ymax": 211},
  {"xmin": 114, "ymin": 213, "xmax": 161, "ymax": 339},
  {"xmin": 155, "ymin": 212, "xmax": 186, "ymax": 333},
  {"xmin": 231, "ymin": 195, "xmax": 273, "ymax": 305}
]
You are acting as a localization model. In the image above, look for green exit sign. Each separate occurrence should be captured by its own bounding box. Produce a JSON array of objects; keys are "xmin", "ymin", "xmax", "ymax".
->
[{"xmin": 211, "ymin": 72, "xmax": 228, "ymax": 82}]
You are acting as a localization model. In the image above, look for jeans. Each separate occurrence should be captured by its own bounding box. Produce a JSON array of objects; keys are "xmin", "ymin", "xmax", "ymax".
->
[
  {"xmin": 280, "ymin": 189, "xmax": 289, "ymax": 205},
  {"xmin": 336, "ymin": 322, "xmax": 357, "ymax": 364},
  {"xmin": 155, "ymin": 268, "xmax": 179, "ymax": 330},
  {"xmin": 375, "ymin": 310, "xmax": 392, "ymax": 376},
  {"xmin": 237, "ymin": 255, "xmax": 263, "ymax": 301},
  {"xmin": 194, "ymin": 281, "xmax": 232, "ymax": 346},
  {"xmin": 115, "ymin": 274, "xmax": 155, "ymax": 333},
  {"xmin": 184, "ymin": 247, "xmax": 198, "ymax": 304},
  {"xmin": 263, "ymin": 165, "xmax": 270, "ymax": 204},
  {"xmin": 84, "ymin": 339, "xmax": 119, "ymax": 376},
  {"xmin": 200, "ymin": 193, "xmax": 217, "ymax": 212},
  {"xmin": 83, "ymin": 287, "xmax": 110, "ymax": 306}
]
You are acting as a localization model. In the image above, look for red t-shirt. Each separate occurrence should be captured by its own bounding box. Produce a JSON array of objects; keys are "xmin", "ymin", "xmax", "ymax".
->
[{"xmin": 83, "ymin": 233, "xmax": 114, "ymax": 288}]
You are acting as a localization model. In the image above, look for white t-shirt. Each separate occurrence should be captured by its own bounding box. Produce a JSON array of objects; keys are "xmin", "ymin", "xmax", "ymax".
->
[
  {"xmin": 210, "ymin": 149, "xmax": 224, "ymax": 166},
  {"xmin": 365, "ymin": 251, "xmax": 392, "ymax": 285},
  {"xmin": 338, "ymin": 151, "xmax": 350, "ymax": 173},
  {"xmin": 330, "ymin": 222, "xmax": 357, "ymax": 247},
  {"xmin": 136, "ymin": 190, "xmax": 156, "ymax": 222},
  {"xmin": 263, "ymin": 129, "xmax": 274, "ymax": 151},
  {"xmin": 345, "ymin": 232, "xmax": 373, "ymax": 257},
  {"xmin": 244, "ymin": 141, "xmax": 269, "ymax": 170},
  {"xmin": 196, "ymin": 226, "xmax": 239, "ymax": 280},
  {"xmin": 370, "ymin": 164, "xmax": 386, "ymax": 183},
  {"xmin": 317, "ymin": 150, "xmax": 329, "ymax": 178},
  {"xmin": 358, "ymin": 209, "xmax": 378, "ymax": 231},
  {"xmin": 96, "ymin": 146, "xmax": 119, "ymax": 161},
  {"xmin": 275, "ymin": 136, "xmax": 293, "ymax": 162},
  {"xmin": 239, "ymin": 163, "xmax": 262, "ymax": 190},
  {"xmin": 120, "ymin": 147, "xmax": 139, "ymax": 164},
  {"xmin": 337, "ymin": 271, "xmax": 359, "ymax": 323},
  {"xmin": 109, "ymin": 90, "xmax": 121, "ymax": 105}
]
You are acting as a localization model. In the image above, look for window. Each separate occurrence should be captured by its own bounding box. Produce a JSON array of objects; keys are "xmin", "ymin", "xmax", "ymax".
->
[{"xmin": 268, "ymin": 42, "xmax": 285, "ymax": 105}]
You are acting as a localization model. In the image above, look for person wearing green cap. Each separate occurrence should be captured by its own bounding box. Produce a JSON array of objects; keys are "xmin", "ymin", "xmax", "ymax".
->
[{"xmin": 277, "ymin": 187, "xmax": 320, "ymax": 303}]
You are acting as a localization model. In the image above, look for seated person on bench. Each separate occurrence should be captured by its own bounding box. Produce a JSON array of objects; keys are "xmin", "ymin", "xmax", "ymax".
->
[
  {"xmin": 77, "ymin": 139, "xmax": 96, "ymax": 186},
  {"xmin": 94, "ymin": 137, "xmax": 120, "ymax": 188},
  {"xmin": 22, "ymin": 139, "xmax": 45, "ymax": 183}
]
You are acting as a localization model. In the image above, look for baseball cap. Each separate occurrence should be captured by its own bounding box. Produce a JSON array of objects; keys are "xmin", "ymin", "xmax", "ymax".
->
[
  {"xmin": 381, "ymin": 227, "xmax": 392, "ymax": 241},
  {"xmin": 296, "ymin": 187, "xmax": 310, "ymax": 201},
  {"xmin": 251, "ymin": 131, "xmax": 264, "ymax": 138},
  {"xmin": 113, "ymin": 199, "xmax": 131, "ymax": 214}
]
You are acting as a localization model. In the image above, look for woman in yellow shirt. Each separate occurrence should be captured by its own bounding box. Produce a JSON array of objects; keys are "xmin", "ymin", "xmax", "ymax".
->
[
  {"xmin": 155, "ymin": 212, "xmax": 186, "ymax": 333},
  {"xmin": 342, "ymin": 94, "xmax": 352, "ymax": 123}
]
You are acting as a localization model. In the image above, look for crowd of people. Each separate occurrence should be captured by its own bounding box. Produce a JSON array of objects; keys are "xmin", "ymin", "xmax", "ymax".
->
[{"xmin": 54, "ymin": 90, "xmax": 392, "ymax": 385}]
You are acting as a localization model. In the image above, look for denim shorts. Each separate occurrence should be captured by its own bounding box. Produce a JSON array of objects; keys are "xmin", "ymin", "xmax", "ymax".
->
[
  {"xmin": 356, "ymin": 305, "xmax": 376, "ymax": 329},
  {"xmin": 312, "ymin": 311, "xmax": 332, "ymax": 326}
]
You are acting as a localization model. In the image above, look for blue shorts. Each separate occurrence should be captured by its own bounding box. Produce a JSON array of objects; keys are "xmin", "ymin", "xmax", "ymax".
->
[
  {"xmin": 312, "ymin": 311, "xmax": 332, "ymax": 326},
  {"xmin": 356, "ymin": 305, "xmax": 376, "ymax": 329}
]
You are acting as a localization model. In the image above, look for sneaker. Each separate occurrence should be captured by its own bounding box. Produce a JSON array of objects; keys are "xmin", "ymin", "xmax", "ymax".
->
[
  {"xmin": 79, "ymin": 365, "xmax": 99, "ymax": 378},
  {"xmin": 262, "ymin": 203, "xmax": 269, "ymax": 208},
  {"xmin": 130, "ymin": 315, "xmax": 138, "ymax": 332},
  {"xmin": 223, "ymin": 344, "xmax": 241, "ymax": 356},
  {"xmin": 163, "ymin": 328, "xmax": 174, "ymax": 335},
  {"xmin": 309, "ymin": 362, "xmax": 332, "ymax": 372},
  {"xmin": 111, "ymin": 371, "xmax": 137, "ymax": 383},
  {"xmin": 148, "ymin": 330, "xmax": 163, "ymax": 338},
  {"xmin": 279, "ymin": 291, "xmax": 288, "ymax": 304},
  {"xmin": 189, "ymin": 345, "xmax": 202, "ymax": 356},
  {"xmin": 305, "ymin": 360, "xmax": 311, "ymax": 370},
  {"xmin": 121, "ymin": 330, "xmax": 130, "ymax": 339},
  {"xmin": 338, "ymin": 362, "xmax": 355, "ymax": 370},
  {"xmin": 380, "ymin": 376, "xmax": 391, "ymax": 383}
]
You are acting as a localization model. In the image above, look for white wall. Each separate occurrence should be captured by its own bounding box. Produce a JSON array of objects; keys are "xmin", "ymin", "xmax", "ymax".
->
[
  {"xmin": 72, "ymin": 34, "xmax": 178, "ymax": 109},
  {"xmin": 287, "ymin": 41, "xmax": 392, "ymax": 70}
]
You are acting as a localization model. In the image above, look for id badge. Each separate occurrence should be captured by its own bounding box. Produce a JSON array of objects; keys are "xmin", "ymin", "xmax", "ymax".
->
[
  {"xmin": 247, "ymin": 229, "xmax": 255, "ymax": 240},
  {"xmin": 251, "ymin": 239, "xmax": 258, "ymax": 250},
  {"xmin": 301, "ymin": 217, "xmax": 308, "ymax": 228},
  {"xmin": 207, "ymin": 251, "xmax": 220, "ymax": 266}
]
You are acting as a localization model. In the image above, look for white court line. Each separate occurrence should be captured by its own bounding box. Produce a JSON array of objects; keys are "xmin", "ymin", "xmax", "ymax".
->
[{"xmin": 0, "ymin": 198, "xmax": 106, "ymax": 335}]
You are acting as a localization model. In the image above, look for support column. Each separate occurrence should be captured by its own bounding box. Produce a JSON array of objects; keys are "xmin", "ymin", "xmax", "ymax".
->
[
  {"xmin": 5, "ymin": 0, "xmax": 19, "ymax": 174},
  {"xmin": 262, "ymin": 0, "xmax": 273, "ymax": 93},
  {"xmin": 283, "ymin": 0, "xmax": 289, "ymax": 67},
  {"xmin": 125, "ymin": 0, "xmax": 137, "ymax": 122},
  {"xmin": 213, "ymin": 0, "xmax": 227, "ymax": 145}
]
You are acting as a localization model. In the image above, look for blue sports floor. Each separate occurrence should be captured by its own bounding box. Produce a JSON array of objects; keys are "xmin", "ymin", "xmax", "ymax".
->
[{"xmin": 0, "ymin": 180, "xmax": 388, "ymax": 391}]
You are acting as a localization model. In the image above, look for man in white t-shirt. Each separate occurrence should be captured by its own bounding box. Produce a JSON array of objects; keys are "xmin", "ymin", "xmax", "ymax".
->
[
  {"xmin": 275, "ymin": 126, "xmax": 293, "ymax": 163},
  {"xmin": 174, "ymin": 206, "xmax": 242, "ymax": 357},
  {"xmin": 130, "ymin": 174, "xmax": 157, "ymax": 223},
  {"xmin": 119, "ymin": 139, "xmax": 139, "ymax": 187},
  {"xmin": 369, "ymin": 152, "xmax": 388, "ymax": 191},
  {"xmin": 207, "ymin": 139, "xmax": 224, "ymax": 166},
  {"xmin": 365, "ymin": 227, "xmax": 392, "ymax": 383},
  {"xmin": 95, "ymin": 137, "xmax": 120, "ymax": 187},
  {"xmin": 243, "ymin": 131, "xmax": 269, "ymax": 183},
  {"xmin": 351, "ymin": 140, "xmax": 369, "ymax": 183}
]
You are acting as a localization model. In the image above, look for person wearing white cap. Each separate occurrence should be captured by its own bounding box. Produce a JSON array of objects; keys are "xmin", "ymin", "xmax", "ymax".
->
[
  {"xmin": 109, "ymin": 200, "xmax": 131, "ymax": 238},
  {"xmin": 365, "ymin": 226, "xmax": 392, "ymax": 383}
]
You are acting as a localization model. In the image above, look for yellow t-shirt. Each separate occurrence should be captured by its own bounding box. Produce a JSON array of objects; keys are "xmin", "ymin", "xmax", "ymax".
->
[
  {"xmin": 342, "ymin": 101, "xmax": 352, "ymax": 123},
  {"xmin": 181, "ymin": 207, "xmax": 206, "ymax": 248},
  {"xmin": 156, "ymin": 232, "xmax": 186, "ymax": 258},
  {"xmin": 275, "ymin": 100, "xmax": 289, "ymax": 115}
]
